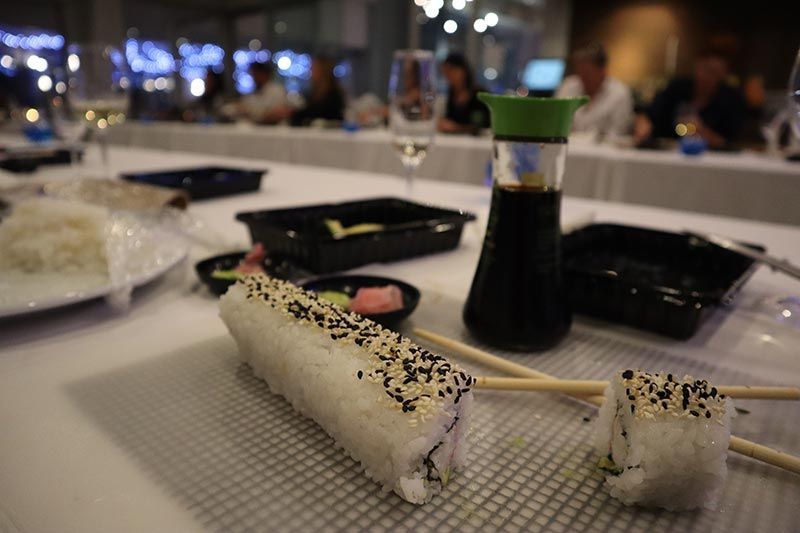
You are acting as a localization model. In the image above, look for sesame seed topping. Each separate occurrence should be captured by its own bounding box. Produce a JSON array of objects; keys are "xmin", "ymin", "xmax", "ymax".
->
[{"xmin": 617, "ymin": 369, "xmax": 728, "ymax": 424}]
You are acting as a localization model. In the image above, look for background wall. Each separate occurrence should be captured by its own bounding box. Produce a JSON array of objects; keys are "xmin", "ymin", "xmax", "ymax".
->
[
  {"xmin": 4, "ymin": 0, "xmax": 798, "ymax": 102},
  {"xmin": 569, "ymin": 0, "xmax": 800, "ymax": 96}
]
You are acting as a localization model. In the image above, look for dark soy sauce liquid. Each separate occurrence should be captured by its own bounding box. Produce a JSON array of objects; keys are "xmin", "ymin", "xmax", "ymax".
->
[{"xmin": 463, "ymin": 184, "xmax": 571, "ymax": 351}]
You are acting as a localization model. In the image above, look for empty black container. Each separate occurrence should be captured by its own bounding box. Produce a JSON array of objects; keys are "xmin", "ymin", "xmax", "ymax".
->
[
  {"xmin": 236, "ymin": 197, "xmax": 476, "ymax": 273},
  {"xmin": 0, "ymin": 147, "xmax": 80, "ymax": 173},
  {"xmin": 563, "ymin": 223, "xmax": 763, "ymax": 339},
  {"xmin": 121, "ymin": 166, "xmax": 265, "ymax": 200}
]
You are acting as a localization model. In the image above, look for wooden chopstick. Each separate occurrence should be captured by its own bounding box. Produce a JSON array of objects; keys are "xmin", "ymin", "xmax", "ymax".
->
[
  {"xmin": 413, "ymin": 327, "xmax": 800, "ymax": 476},
  {"xmin": 474, "ymin": 376, "xmax": 800, "ymax": 401}
]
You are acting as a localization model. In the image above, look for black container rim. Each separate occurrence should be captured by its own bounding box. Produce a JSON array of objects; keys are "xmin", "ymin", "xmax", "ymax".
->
[
  {"xmin": 563, "ymin": 222, "xmax": 764, "ymax": 306},
  {"xmin": 120, "ymin": 166, "xmax": 267, "ymax": 180},
  {"xmin": 235, "ymin": 196, "xmax": 477, "ymax": 243}
]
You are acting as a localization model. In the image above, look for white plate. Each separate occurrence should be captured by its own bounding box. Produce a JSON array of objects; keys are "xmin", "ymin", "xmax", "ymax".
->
[{"xmin": 0, "ymin": 247, "xmax": 187, "ymax": 319}]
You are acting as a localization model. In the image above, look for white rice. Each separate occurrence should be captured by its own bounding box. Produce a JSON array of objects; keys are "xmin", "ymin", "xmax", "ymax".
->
[
  {"xmin": 594, "ymin": 370, "xmax": 733, "ymax": 511},
  {"xmin": 219, "ymin": 275, "xmax": 473, "ymax": 504},
  {"xmin": 0, "ymin": 197, "xmax": 109, "ymax": 276}
]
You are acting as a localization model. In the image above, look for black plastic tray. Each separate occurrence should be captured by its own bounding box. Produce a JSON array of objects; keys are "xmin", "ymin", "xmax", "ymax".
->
[
  {"xmin": 563, "ymin": 223, "xmax": 763, "ymax": 339},
  {"xmin": 120, "ymin": 166, "xmax": 265, "ymax": 200},
  {"xmin": 0, "ymin": 148, "xmax": 80, "ymax": 173},
  {"xmin": 236, "ymin": 197, "xmax": 476, "ymax": 273}
]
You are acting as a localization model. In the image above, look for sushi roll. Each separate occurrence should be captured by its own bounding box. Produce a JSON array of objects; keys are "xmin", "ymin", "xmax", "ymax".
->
[
  {"xmin": 594, "ymin": 370, "xmax": 733, "ymax": 511},
  {"xmin": 219, "ymin": 274, "xmax": 473, "ymax": 504}
]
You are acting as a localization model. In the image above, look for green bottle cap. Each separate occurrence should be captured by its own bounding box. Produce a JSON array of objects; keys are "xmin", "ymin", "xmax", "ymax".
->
[{"xmin": 478, "ymin": 93, "xmax": 588, "ymax": 138}]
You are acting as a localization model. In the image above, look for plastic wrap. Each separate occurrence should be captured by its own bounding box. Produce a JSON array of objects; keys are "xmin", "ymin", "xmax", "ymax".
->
[{"xmin": 103, "ymin": 209, "xmax": 188, "ymax": 311}]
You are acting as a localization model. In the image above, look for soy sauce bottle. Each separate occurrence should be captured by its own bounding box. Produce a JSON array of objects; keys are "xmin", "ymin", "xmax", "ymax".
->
[{"xmin": 463, "ymin": 94, "xmax": 586, "ymax": 351}]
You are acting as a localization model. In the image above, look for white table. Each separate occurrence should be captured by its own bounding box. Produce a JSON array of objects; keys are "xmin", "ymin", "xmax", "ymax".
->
[
  {"xmin": 1, "ymin": 146, "xmax": 799, "ymax": 532},
  {"xmin": 107, "ymin": 121, "xmax": 800, "ymax": 226}
]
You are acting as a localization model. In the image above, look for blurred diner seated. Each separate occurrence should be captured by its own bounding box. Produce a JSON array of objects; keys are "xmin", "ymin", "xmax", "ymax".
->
[
  {"xmin": 633, "ymin": 50, "xmax": 746, "ymax": 150},
  {"xmin": 555, "ymin": 43, "xmax": 634, "ymax": 140},
  {"xmin": 289, "ymin": 56, "xmax": 346, "ymax": 126},
  {"xmin": 437, "ymin": 53, "xmax": 489, "ymax": 135},
  {"xmin": 183, "ymin": 70, "xmax": 227, "ymax": 123},
  {"xmin": 223, "ymin": 61, "xmax": 289, "ymax": 124},
  {"xmin": 349, "ymin": 93, "xmax": 388, "ymax": 127}
]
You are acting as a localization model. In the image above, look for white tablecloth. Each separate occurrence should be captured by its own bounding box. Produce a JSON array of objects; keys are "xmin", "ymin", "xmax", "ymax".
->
[
  {"xmin": 1, "ymin": 146, "xmax": 799, "ymax": 532},
  {"xmin": 107, "ymin": 121, "xmax": 800, "ymax": 225}
]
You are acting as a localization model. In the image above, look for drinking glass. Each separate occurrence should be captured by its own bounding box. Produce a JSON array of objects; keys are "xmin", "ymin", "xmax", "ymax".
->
[
  {"xmin": 749, "ymin": 46, "xmax": 800, "ymax": 332},
  {"xmin": 65, "ymin": 44, "xmax": 129, "ymax": 177},
  {"xmin": 388, "ymin": 50, "xmax": 436, "ymax": 196},
  {"xmin": 789, "ymin": 46, "xmax": 800, "ymax": 140}
]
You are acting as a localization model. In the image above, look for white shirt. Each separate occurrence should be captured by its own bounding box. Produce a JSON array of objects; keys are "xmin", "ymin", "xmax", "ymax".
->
[
  {"xmin": 240, "ymin": 81, "xmax": 288, "ymax": 122},
  {"xmin": 556, "ymin": 75, "xmax": 633, "ymax": 138}
]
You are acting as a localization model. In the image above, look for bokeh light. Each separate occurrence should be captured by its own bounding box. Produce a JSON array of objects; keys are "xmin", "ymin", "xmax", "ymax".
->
[
  {"xmin": 26, "ymin": 54, "xmax": 48, "ymax": 72},
  {"xmin": 67, "ymin": 53, "xmax": 80, "ymax": 72},
  {"xmin": 190, "ymin": 78, "xmax": 206, "ymax": 97},
  {"xmin": 36, "ymin": 74, "xmax": 52, "ymax": 92}
]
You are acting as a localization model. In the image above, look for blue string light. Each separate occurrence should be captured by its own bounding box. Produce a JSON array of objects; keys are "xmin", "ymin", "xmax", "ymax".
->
[
  {"xmin": 125, "ymin": 38, "xmax": 175, "ymax": 76},
  {"xmin": 0, "ymin": 28, "xmax": 64, "ymax": 51},
  {"xmin": 233, "ymin": 48, "xmax": 318, "ymax": 94},
  {"xmin": 1, "ymin": 28, "xmax": 351, "ymax": 96},
  {"xmin": 178, "ymin": 42, "xmax": 224, "ymax": 81}
]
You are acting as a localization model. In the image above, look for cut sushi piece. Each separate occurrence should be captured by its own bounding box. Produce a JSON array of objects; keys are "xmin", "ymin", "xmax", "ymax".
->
[
  {"xmin": 594, "ymin": 369, "xmax": 733, "ymax": 511},
  {"xmin": 219, "ymin": 274, "xmax": 473, "ymax": 504}
]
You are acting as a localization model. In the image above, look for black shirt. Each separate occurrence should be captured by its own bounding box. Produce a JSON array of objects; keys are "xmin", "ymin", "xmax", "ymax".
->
[
  {"xmin": 647, "ymin": 77, "xmax": 746, "ymax": 145},
  {"xmin": 445, "ymin": 90, "xmax": 490, "ymax": 130},
  {"xmin": 291, "ymin": 88, "xmax": 345, "ymax": 126}
]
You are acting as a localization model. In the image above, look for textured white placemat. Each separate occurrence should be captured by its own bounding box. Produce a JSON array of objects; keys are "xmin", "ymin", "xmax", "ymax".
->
[{"xmin": 67, "ymin": 292, "xmax": 800, "ymax": 533}]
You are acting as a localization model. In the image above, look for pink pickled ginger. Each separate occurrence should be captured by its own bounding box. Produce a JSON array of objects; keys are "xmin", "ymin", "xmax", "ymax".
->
[{"xmin": 349, "ymin": 285, "xmax": 404, "ymax": 315}]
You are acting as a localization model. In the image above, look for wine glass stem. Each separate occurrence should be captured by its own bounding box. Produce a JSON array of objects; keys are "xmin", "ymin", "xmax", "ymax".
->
[
  {"xmin": 70, "ymin": 146, "xmax": 81, "ymax": 179},
  {"xmin": 98, "ymin": 134, "xmax": 110, "ymax": 178},
  {"xmin": 404, "ymin": 162, "xmax": 416, "ymax": 198}
]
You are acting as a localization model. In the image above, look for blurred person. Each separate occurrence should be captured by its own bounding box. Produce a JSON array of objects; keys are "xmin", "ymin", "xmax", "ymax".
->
[
  {"xmin": 199, "ymin": 70, "xmax": 226, "ymax": 117},
  {"xmin": 290, "ymin": 56, "xmax": 345, "ymax": 126},
  {"xmin": 184, "ymin": 70, "xmax": 227, "ymax": 122},
  {"xmin": 437, "ymin": 53, "xmax": 489, "ymax": 134},
  {"xmin": 740, "ymin": 74, "xmax": 767, "ymax": 146},
  {"xmin": 349, "ymin": 92, "xmax": 387, "ymax": 127},
  {"xmin": 398, "ymin": 58, "xmax": 425, "ymax": 115},
  {"xmin": 226, "ymin": 62, "xmax": 289, "ymax": 124},
  {"xmin": 634, "ymin": 51, "xmax": 746, "ymax": 149},
  {"xmin": 556, "ymin": 43, "xmax": 633, "ymax": 139}
]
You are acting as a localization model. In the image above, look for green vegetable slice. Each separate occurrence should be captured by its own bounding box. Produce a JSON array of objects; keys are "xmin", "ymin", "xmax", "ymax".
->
[
  {"xmin": 211, "ymin": 269, "xmax": 241, "ymax": 280},
  {"xmin": 597, "ymin": 456, "xmax": 623, "ymax": 476},
  {"xmin": 318, "ymin": 290, "xmax": 351, "ymax": 309}
]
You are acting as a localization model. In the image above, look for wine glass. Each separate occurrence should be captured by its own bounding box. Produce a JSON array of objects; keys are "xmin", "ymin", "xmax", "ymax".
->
[
  {"xmin": 64, "ymin": 43, "xmax": 129, "ymax": 178},
  {"xmin": 388, "ymin": 50, "xmax": 437, "ymax": 196},
  {"xmin": 750, "ymin": 45, "xmax": 800, "ymax": 332},
  {"xmin": 788, "ymin": 46, "xmax": 800, "ymax": 140}
]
